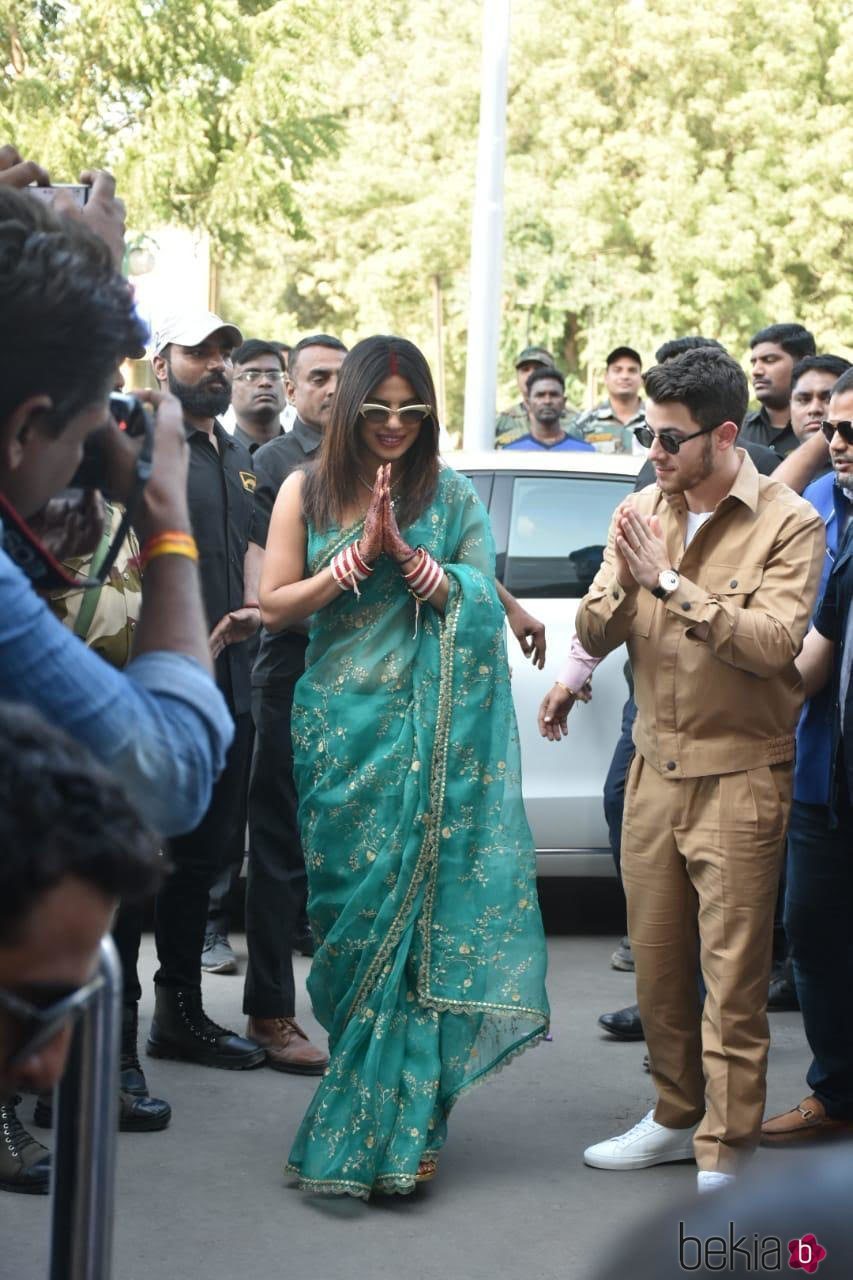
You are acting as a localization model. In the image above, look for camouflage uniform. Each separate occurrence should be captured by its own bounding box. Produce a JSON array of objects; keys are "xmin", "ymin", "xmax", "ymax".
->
[
  {"xmin": 570, "ymin": 400, "xmax": 645, "ymax": 455},
  {"xmin": 48, "ymin": 502, "xmax": 141, "ymax": 668}
]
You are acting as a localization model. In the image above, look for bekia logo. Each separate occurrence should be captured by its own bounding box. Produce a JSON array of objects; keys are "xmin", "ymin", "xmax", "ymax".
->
[
  {"xmin": 679, "ymin": 1223, "xmax": 828, "ymax": 1272},
  {"xmin": 788, "ymin": 1235, "xmax": 828, "ymax": 1273}
]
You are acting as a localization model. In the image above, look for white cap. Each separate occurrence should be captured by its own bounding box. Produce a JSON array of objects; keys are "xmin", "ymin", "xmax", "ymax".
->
[{"xmin": 150, "ymin": 309, "xmax": 242, "ymax": 357}]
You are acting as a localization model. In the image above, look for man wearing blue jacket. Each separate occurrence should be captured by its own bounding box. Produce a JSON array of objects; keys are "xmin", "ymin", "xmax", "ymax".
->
[{"xmin": 762, "ymin": 372, "xmax": 853, "ymax": 1146}]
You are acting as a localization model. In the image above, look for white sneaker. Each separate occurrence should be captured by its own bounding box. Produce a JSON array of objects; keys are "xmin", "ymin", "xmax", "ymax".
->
[
  {"xmin": 697, "ymin": 1171, "xmax": 736, "ymax": 1194},
  {"xmin": 583, "ymin": 1109, "xmax": 698, "ymax": 1170}
]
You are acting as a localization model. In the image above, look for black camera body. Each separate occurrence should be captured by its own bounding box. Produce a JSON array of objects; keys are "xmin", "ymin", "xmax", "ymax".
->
[{"xmin": 70, "ymin": 392, "xmax": 153, "ymax": 496}]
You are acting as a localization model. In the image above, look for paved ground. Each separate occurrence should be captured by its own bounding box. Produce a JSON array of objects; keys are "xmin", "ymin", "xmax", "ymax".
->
[{"xmin": 3, "ymin": 928, "xmax": 818, "ymax": 1280}]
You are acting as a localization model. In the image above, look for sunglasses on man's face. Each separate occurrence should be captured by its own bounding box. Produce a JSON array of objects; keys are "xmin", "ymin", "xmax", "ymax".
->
[
  {"xmin": 633, "ymin": 422, "xmax": 719, "ymax": 456},
  {"xmin": 359, "ymin": 403, "xmax": 433, "ymax": 429},
  {"xmin": 0, "ymin": 975, "xmax": 104, "ymax": 1071},
  {"xmin": 821, "ymin": 420, "xmax": 853, "ymax": 446}
]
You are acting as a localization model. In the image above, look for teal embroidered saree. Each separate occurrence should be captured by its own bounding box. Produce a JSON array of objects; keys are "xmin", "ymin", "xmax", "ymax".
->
[{"xmin": 286, "ymin": 466, "xmax": 549, "ymax": 1198}]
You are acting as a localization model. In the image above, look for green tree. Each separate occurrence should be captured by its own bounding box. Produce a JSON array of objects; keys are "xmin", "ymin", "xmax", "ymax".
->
[
  {"xmin": 501, "ymin": 0, "xmax": 853, "ymax": 401},
  {"xmin": 225, "ymin": 0, "xmax": 853, "ymax": 426},
  {"xmin": 0, "ymin": 0, "xmax": 364, "ymax": 255}
]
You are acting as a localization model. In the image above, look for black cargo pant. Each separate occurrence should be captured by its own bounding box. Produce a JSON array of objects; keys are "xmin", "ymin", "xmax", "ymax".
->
[
  {"xmin": 242, "ymin": 679, "xmax": 309, "ymax": 1019},
  {"xmin": 152, "ymin": 710, "xmax": 254, "ymax": 990},
  {"xmin": 111, "ymin": 710, "xmax": 253, "ymax": 1000}
]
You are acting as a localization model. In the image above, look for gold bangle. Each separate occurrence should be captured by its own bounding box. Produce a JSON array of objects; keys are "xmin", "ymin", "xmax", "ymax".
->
[{"xmin": 554, "ymin": 680, "xmax": 577, "ymax": 697}]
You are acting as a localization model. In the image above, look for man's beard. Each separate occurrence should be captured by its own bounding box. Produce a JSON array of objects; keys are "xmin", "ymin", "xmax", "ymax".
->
[
  {"xmin": 666, "ymin": 435, "xmax": 715, "ymax": 494},
  {"xmin": 755, "ymin": 386, "xmax": 789, "ymax": 411},
  {"xmin": 167, "ymin": 367, "xmax": 231, "ymax": 419},
  {"xmin": 834, "ymin": 466, "xmax": 853, "ymax": 494}
]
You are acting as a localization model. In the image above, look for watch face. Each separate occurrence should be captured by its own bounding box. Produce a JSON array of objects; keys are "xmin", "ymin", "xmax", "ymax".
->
[{"xmin": 660, "ymin": 570, "xmax": 679, "ymax": 592}]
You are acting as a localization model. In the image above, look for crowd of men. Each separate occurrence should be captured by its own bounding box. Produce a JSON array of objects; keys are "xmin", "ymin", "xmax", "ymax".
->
[
  {"xmin": 495, "ymin": 343, "xmax": 645, "ymax": 452},
  {"xmin": 0, "ymin": 148, "xmax": 851, "ymax": 1215}
]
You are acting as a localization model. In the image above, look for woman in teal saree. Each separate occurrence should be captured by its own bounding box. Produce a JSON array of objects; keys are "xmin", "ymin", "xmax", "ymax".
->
[{"xmin": 260, "ymin": 336, "xmax": 549, "ymax": 1199}]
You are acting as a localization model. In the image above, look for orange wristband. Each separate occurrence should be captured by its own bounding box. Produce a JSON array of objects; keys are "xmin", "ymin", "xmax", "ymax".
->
[{"xmin": 140, "ymin": 531, "xmax": 199, "ymax": 570}]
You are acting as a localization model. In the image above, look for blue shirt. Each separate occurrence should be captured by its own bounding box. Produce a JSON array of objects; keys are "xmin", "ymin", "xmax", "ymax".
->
[
  {"xmin": 794, "ymin": 473, "xmax": 850, "ymax": 805},
  {"xmin": 815, "ymin": 517, "xmax": 853, "ymax": 813},
  {"xmin": 0, "ymin": 542, "xmax": 234, "ymax": 836},
  {"xmin": 502, "ymin": 433, "xmax": 595, "ymax": 452}
]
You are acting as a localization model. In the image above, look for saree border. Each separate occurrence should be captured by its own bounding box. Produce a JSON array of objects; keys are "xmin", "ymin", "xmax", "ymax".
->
[{"xmin": 283, "ymin": 1167, "xmax": 423, "ymax": 1199}]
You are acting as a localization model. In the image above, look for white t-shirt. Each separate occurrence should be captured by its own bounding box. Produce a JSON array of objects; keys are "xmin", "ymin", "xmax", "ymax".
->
[{"xmin": 685, "ymin": 510, "xmax": 712, "ymax": 548}]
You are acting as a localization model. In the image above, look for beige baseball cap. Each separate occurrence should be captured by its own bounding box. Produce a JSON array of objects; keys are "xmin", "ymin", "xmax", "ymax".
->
[{"xmin": 150, "ymin": 309, "xmax": 242, "ymax": 357}]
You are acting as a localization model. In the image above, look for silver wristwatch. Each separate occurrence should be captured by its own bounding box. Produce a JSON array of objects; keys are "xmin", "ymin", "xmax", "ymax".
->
[{"xmin": 651, "ymin": 569, "xmax": 680, "ymax": 600}]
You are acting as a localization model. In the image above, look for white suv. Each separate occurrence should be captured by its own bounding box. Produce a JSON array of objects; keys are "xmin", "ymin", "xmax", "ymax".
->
[{"xmin": 450, "ymin": 450, "xmax": 643, "ymax": 876}]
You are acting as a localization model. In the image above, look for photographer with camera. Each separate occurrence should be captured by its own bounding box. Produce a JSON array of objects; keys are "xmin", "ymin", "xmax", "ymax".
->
[
  {"xmin": 0, "ymin": 185, "xmax": 237, "ymax": 1188},
  {"xmin": 18, "ymin": 382, "xmax": 171, "ymax": 1174},
  {"xmin": 0, "ymin": 187, "xmax": 233, "ymax": 828}
]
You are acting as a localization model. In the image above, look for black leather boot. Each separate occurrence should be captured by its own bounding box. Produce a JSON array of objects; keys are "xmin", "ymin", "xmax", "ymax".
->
[
  {"xmin": 119, "ymin": 1002, "xmax": 172, "ymax": 1130},
  {"xmin": 33, "ymin": 1088, "xmax": 172, "ymax": 1134},
  {"xmin": 597, "ymin": 1002, "xmax": 645, "ymax": 1040},
  {"xmin": 0, "ymin": 1097, "xmax": 50, "ymax": 1194},
  {"xmin": 34, "ymin": 1003, "xmax": 172, "ymax": 1134},
  {"xmin": 120, "ymin": 1003, "xmax": 147, "ymax": 1095},
  {"xmin": 147, "ymin": 986, "xmax": 265, "ymax": 1070}
]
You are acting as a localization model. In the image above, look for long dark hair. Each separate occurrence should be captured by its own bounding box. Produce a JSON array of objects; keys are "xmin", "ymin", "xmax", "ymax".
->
[{"xmin": 301, "ymin": 335, "xmax": 440, "ymax": 532}]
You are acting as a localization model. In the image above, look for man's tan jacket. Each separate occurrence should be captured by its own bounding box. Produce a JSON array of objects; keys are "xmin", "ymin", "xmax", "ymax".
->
[{"xmin": 576, "ymin": 451, "xmax": 825, "ymax": 778}]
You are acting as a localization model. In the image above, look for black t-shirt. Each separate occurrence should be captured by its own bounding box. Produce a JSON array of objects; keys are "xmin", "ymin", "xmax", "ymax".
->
[
  {"xmin": 251, "ymin": 418, "xmax": 322, "ymax": 690},
  {"xmin": 815, "ymin": 520, "xmax": 853, "ymax": 812},
  {"xmin": 739, "ymin": 406, "xmax": 799, "ymax": 459},
  {"xmin": 185, "ymin": 420, "xmax": 257, "ymax": 714},
  {"xmin": 634, "ymin": 439, "xmax": 780, "ymax": 491}
]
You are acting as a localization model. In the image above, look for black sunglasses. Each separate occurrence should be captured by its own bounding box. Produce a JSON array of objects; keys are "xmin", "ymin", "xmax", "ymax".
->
[
  {"xmin": 821, "ymin": 420, "xmax": 853, "ymax": 446},
  {"xmin": 0, "ymin": 975, "xmax": 104, "ymax": 1070},
  {"xmin": 633, "ymin": 423, "xmax": 719, "ymax": 455}
]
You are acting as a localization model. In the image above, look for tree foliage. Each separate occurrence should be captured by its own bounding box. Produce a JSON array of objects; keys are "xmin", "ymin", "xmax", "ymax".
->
[
  {"xmin": 222, "ymin": 0, "xmax": 853, "ymax": 420},
  {"xmin": 0, "ymin": 0, "xmax": 366, "ymax": 255},
  {"xmin": 3, "ymin": 0, "xmax": 853, "ymax": 422}
]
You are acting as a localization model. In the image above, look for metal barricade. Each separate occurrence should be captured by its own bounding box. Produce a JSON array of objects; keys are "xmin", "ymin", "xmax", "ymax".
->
[{"xmin": 49, "ymin": 936, "xmax": 122, "ymax": 1280}]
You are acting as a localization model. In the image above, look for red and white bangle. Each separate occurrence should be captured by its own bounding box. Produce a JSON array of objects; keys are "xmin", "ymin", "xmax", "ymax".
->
[
  {"xmin": 330, "ymin": 541, "xmax": 373, "ymax": 597},
  {"xmin": 402, "ymin": 546, "xmax": 443, "ymax": 601}
]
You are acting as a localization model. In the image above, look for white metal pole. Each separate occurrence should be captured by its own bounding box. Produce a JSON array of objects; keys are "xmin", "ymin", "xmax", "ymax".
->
[{"xmin": 462, "ymin": 0, "xmax": 511, "ymax": 451}]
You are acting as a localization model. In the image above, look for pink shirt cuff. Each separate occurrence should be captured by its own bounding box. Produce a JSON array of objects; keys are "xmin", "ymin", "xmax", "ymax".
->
[{"xmin": 557, "ymin": 634, "xmax": 601, "ymax": 691}]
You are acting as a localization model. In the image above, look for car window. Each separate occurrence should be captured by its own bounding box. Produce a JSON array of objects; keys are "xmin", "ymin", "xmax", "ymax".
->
[
  {"xmin": 504, "ymin": 474, "xmax": 635, "ymax": 598},
  {"xmin": 465, "ymin": 471, "xmax": 493, "ymax": 508}
]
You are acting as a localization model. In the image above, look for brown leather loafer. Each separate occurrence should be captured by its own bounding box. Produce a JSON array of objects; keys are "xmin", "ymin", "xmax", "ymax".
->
[
  {"xmin": 246, "ymin": 1017, "xmax": 329, "ymax": 1076},
  {"xmin": 761, "ymin": 1095, "xmax": 853, "ymax": 1147}
]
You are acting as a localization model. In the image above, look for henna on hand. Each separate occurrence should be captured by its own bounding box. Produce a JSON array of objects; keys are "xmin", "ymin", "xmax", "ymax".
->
[{"xmin": 359, "ymin": 465, "xmax": 386, "ymax": 563}]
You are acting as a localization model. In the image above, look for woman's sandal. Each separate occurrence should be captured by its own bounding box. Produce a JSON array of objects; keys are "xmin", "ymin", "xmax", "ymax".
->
[{"xmin": 415, "ymin": 1158, "xmax": 438, "ymax": 1182}]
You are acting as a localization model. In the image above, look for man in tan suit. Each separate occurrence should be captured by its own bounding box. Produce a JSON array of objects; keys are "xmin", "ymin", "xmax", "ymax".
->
[{"xmin": 576, "ymin": 348, "xmax": 824, "ymax": 1193}]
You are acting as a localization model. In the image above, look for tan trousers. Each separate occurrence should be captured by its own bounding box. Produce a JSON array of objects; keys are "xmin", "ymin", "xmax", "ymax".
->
[{"xmin": 621, "ymin": 754, "xmax": 792, "ymax": 1173}]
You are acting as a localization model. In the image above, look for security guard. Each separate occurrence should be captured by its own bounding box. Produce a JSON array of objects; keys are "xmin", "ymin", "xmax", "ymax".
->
[
  {"xmin": 241, "ymin": 333, "xmax": 346, "ymax": 1075},
  {"xmin": 572, "ymin": 345, "xmax": 646, "ymax": 454},
  {"xmin": 495, "ymin": 345, "xmax": 579, "ymax": 447},
  {"xmin": 146, "ymin": 310, "xmax": 266, "ymax": 1071}
]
